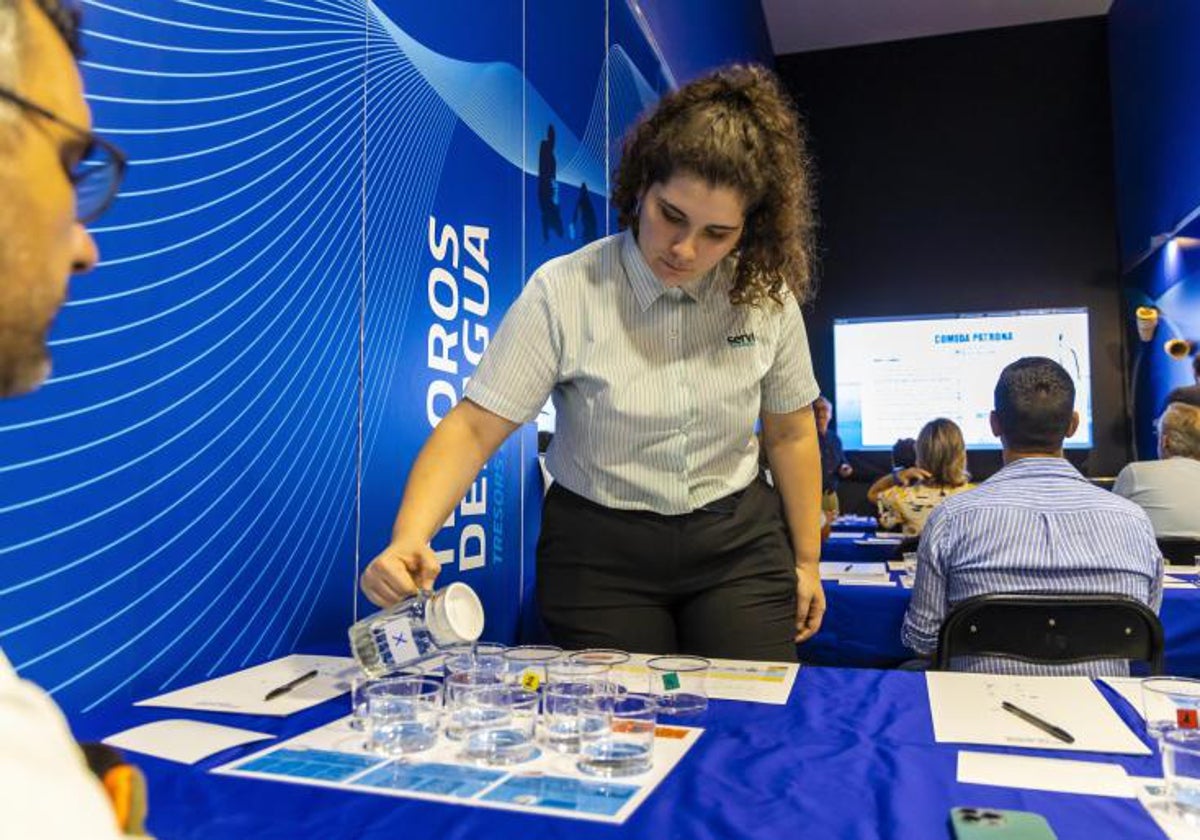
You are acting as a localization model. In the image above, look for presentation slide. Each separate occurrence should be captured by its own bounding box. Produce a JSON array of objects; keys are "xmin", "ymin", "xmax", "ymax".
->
[{"xmin": 834, "ymin": 308, "xmax": 1092, "ymax": 451}]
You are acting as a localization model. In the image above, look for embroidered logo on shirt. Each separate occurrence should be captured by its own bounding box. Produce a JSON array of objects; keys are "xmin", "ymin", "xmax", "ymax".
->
[{"xmin": 726, "ymin": 332, "xmax": 756, "ymax": 347}]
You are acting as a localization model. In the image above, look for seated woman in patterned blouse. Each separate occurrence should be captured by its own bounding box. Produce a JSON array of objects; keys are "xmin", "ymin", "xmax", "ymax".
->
[{"xmin": 873, "ymin": 418, "xmax": 975, "ymax": 536}]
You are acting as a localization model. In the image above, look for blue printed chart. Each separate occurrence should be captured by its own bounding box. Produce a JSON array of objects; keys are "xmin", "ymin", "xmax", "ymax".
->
[{"xmin": 215, "ymin": 715, "xmax": 702, "ymax": 824}]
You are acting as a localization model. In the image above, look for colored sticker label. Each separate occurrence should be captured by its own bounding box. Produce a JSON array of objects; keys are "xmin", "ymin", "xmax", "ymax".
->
[
  {"xmin": 654, "ymin": 726, "xmax": 688, "ymax": 739},
  {"xmin": 520, "ymin": 670, "xmax": 541, "ymax": 691},
  {"xmin": 661, "ymin": 672, "xmax": 681, "ymax": 691},
  {"xmin": 1178, "ymin": 708, "xmax": 1199, "ymax": 729}
]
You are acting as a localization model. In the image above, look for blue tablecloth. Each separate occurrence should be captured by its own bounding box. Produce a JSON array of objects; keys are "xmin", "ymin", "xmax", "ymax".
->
[
  {"xmin": 800, "ymin": 537, "xmax": 1200, "ymax": 676},
  {"xmin": 74, "ymin": 665, "xmax": 1170, "ymax": 839}
]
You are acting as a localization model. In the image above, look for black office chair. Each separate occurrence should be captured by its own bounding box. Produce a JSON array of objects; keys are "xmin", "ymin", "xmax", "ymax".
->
[
  {"xmin": 933, "ymin": 592, "xmax": 1164, "ymax": 674},
  {"xmin": 1158, "ymin": 537, "xmax": 1200, "ymax": 565}
]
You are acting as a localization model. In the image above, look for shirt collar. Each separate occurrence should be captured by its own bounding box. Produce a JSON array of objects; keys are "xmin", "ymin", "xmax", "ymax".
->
[
  {"xmin": 985, "ymin": 456, "xmax": 1088, "ymax": 485},
  {"xmin": 619, "ymin": 229, "xmax": 723, "ymax": 309}
]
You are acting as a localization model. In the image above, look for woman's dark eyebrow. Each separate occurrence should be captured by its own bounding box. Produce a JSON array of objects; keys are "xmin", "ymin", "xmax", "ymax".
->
[{"xmin": 658, "ymin": 196, "xmax": 741, "ymax": 231}]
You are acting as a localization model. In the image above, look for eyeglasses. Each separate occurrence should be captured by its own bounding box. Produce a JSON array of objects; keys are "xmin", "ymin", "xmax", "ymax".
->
[{"xmin": 0, "ymin": 85, "xmax": 127, "ymax": 224}]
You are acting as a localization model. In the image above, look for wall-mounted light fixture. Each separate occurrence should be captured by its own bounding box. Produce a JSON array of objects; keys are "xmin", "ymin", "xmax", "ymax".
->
[
  {"xmin": 1165, "ymin": 338, "xmax": 1194, "ymax": 360},
  {"xmin": 1136, "ymin": 305, "xmax": 1159, "ymax": 342}
]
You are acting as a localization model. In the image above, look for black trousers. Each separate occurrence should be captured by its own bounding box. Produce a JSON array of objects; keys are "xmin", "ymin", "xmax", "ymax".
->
[{"xmin": 536, "ymin": 478, "xmax": 798, "ymax": 662}]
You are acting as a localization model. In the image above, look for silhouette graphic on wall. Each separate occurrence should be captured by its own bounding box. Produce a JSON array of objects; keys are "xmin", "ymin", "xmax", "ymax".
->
[
  {"xmin": 573, "ymin": 181, "xmax": 598, "ymax": 243},
  {"xmin": 538, "ymin": 124, "xmax": 564, "ymax": 242}
]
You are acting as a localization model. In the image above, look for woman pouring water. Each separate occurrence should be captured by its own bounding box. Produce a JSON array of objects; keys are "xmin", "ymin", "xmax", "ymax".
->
[{"xmin": 361, "ymin": 64, "xmax": 824, "ymax": 662}]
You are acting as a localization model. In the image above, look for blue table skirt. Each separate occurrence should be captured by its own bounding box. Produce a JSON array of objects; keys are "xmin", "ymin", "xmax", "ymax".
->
[
  {"xmin": 801, "ymin": 538, "xmax": 1200, "ymax": 676},
  {"xmin": 72, "ymin": 667, "xmax": 1168, "ymax": 839}
]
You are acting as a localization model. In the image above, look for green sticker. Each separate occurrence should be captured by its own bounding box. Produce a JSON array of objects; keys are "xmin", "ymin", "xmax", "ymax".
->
[{"xmin": 662, "ymin": 672, "xmax": 681, "ymax": 691}]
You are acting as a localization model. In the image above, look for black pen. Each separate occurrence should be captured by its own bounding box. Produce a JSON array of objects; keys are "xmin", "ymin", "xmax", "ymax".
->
[
  {"xmin": 1001, "ymin": 701, "xmax": 1075, "ymax": 744},
  {"xmin": 264, "ymin": 669, "xmax": 319, "ymax": 701}
]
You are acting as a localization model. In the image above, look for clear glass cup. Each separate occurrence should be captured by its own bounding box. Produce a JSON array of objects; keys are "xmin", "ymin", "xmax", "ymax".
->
[
  {"xmin": 568, "ymin": 648, "xmax": 632, "ymax": 667},
  {"xmin": 1160, "ymin": 728, "xmax": 1200, "ymax": 822},
  {"xmin": 577, "ymin": 692, "xmax": 657, "ymax": 777},
  {"xmin": 443, "ymin": 642, "xmax": 508, "ymax": 676},
  {"xmin": 348, "ymin": 669, "xmax": 421, "ymax": 732},
  {"xmin": 458, "ymin": 686, "xmax": 540, "ymax": 766},
  {"xmin": 646, "ymin": 655, "xmax": 709, "ymax": 716},
  {"xmin": 501, "ymin": 645, "xmax": 564, "ymax": 690},
  {"xmin": 541, "ymin": 661, "xmax": 613, "ymax": 754},
  {"xmin": 443, "ymin": 668, "xmax": 506, "ymax": 741},
  {"xmin": 365, "ymin": 677, "xmax": 442, "ymax": 755},
  {"xmin": 1143, "ymin": 677, "xmax": 1200, "ymax": 739}
]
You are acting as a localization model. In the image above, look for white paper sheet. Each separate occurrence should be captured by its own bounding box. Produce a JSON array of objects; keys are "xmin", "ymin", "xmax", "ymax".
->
[
  {"xmin": 1099, "ymin": 677, "xmax": 1146, "ymax": 719},
  {"xmin": 136, "ymin": 655, "xmax": 356, "ymax": 716},
  {"xmin": 825, "ymin": 531, "xmax": 866, "ymax": 540},
  {"xmin": 836, "ymin": 577, "xmax": 897, "ymax": 587},
  {"xmin": 215, "ymin": 714, "xmax": 701, "ymax": 825},
  {"xmin": 1164, "ymin": 577, "xmax": 1197, "ymax": 588},
  {"xmin": 1164, "ymin": 565, "xmax": 1200, "ymax": 576},
  {"xmin": 819, "ymin": 562, "xmax": 890, "ymax": 578},
  {"xmin": 104, "ymin": 720, "xmax": 274, "ymax": 764},
  {"xmin": 957, "ymin": 750, "xmax": 1136, "ymax": 797},
  {"xmin": 607, "ymin": 655, "xmax": 799, "ymax": 705},
  {"xmin": 925, "ymin": 672, "xmax": 1151, "ymax": 755},
  {"xmin": 854, "ymin": 536, "xmax": 905, "ymax": 545}
]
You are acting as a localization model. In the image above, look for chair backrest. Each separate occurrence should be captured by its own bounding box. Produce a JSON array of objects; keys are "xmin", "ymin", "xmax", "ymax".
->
[
  {"xmin": 1158, "ymin": 537, "xmax": 1200, "ymax": 566},
  {"xmin": 933, "ymin": 592, "xmax": 1164, "ymax": 674}
]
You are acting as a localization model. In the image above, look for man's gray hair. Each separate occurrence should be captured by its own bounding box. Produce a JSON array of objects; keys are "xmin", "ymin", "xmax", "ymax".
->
[{"xmin": 1160, "ymin": 402, "xmax": 1200, "ymax": 460}]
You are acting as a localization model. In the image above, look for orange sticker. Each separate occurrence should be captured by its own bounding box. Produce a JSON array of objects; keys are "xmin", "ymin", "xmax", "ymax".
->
[
  {"xmin": 1178, "ymin": 709, "xmax": 1198, "ymax": 729},
  {"xmin": 654, "ymin": 726, "xmax": 689, "ymax": 739}
]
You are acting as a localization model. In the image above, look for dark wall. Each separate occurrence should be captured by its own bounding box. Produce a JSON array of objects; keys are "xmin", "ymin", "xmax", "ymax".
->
[{"xmin": 776, "ymin": 16, "xmax": 1129, "ymax": 508}]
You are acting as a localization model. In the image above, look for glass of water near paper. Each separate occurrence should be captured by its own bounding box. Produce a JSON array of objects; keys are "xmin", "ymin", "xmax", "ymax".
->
[
  {"xmin": 1142, "ymin": 677, "xmax": 1200, "ymax": 739},
  {"xmin": 576, "ymin": 692, "xmax": 657, "ymax": 777},
  {"xmin": 365, "ymin": 677, "xmax": 442, "ymax": 756},
  {"xmin": 1160, "ymin": 728, "xmax": 1200, "ymax": 825},
  {"xmin": 646, "ymin": 655, "xmax": 709, "ymax": 716}
]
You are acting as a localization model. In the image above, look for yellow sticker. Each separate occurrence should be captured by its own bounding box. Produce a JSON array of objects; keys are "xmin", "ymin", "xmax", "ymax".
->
[{"xmin": 520, "ymin": 670, "xmax": 541, "ymax": 691}]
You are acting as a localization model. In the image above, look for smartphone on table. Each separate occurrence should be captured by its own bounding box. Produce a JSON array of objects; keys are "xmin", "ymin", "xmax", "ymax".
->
[{"xmin": 949, "ymin": 807, "xmax": 1057, "ymax": 840}]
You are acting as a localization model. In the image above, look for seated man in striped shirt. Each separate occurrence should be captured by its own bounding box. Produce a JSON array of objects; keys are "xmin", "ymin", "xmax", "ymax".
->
[{"xmin": 901, "ymin": 357, "xmax": 1163, "ymax": 675}]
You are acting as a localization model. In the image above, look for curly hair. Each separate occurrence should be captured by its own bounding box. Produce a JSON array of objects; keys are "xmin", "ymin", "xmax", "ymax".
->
[{"xmin": 611, "ymin": 64, "xmax": 817, "ymax": 307}]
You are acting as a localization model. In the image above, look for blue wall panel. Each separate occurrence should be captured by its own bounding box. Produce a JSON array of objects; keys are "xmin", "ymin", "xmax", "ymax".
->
[
  {"xmin": 0, "ymin": 1, "xmax": 363, "ymax": 713},
  {"xmin": 1110, "ymin": 0, "xmax": 1200, "ymax": 269},
  {"xmin": 359, "ymin": 0, "xmax": 526, "ymax": 641},
  {"xmin": 1110, "ymin": 0, "xmax": 1200, "ymax": 454}
]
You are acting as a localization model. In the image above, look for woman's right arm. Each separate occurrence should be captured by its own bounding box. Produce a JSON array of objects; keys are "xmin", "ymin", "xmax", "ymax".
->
[{"xmin": 360, "ymin": 398, "xmax": 519, "ymax": 607}]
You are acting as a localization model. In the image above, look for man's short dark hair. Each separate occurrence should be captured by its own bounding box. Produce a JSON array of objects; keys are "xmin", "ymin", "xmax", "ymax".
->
[
  {"xmin": 1165, "ymin": 384, "xmax": 1200, "ymax": 410},
  {"xmin": 993, "ymin": 357, "xmax": 1076, "ymax": 451},
  {"xmin": 891, "ymin": 437, "xmax": 917, "ymax": 469}
]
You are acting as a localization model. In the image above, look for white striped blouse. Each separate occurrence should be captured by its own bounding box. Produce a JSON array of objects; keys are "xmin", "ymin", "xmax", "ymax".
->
[
  {"xmin": 901, "ymin": 456, "xmax": 1164, "ymax": 676},
  {"xmin": 465, "ymin": 230, "xmax": 819, "ymax": 514}
]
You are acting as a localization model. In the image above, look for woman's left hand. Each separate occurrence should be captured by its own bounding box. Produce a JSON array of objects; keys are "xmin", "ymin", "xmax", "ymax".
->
[{"xmin": 794, "ymin": 564, "xmax": 826, "ymax": 642}]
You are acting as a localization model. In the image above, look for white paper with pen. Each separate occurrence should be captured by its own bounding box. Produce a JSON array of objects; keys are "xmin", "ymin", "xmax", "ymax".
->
[
  {"xmin": 925, "ymin": 672, "xmax": 1151, "ymax": 755},
  {"xmin": 818, "ymin": 562, "xmax": 891, "ymax": 583},
  {"xmin": 135, "ymin": 654, "xmax": 355, "ymax": 716}
]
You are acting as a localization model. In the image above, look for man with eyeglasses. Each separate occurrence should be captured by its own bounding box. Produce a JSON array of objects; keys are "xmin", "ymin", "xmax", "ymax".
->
[{"xmin": 1, "ymin": 1, "xmax": 135, "ymax": 836}]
